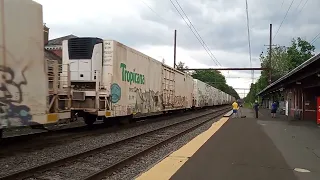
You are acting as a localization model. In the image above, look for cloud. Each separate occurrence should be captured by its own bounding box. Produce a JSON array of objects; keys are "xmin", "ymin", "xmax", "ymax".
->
[{"xmin": 35, "ymin": 0, "xmax": 320, "ymax": 97}]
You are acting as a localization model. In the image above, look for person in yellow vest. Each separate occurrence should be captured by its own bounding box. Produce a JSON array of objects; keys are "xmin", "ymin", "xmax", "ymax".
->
[{"xmin": 232, "ymin": 101, "xmax": 239, "ymax": 118}]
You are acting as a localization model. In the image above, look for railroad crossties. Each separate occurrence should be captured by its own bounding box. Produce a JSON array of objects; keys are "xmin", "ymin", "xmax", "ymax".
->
[{"xmin": 258, "ymin": 53, "xmax": 320, "ymax": 124}]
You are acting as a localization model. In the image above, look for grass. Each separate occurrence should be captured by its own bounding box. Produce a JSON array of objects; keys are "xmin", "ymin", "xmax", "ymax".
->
[{"xmin": 244, "ymin": 102, "xmax": 252, "ymax": 108}]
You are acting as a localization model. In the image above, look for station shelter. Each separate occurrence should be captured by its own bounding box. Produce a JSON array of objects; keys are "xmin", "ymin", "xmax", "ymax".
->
[{"xmin": 258, "ymin": 53, "xmax": 320, "ymax": 124}]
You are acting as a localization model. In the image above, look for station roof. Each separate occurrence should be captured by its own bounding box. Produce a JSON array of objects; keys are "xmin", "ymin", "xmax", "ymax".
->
[{"xmin": 257, "ymin": 52, "xmax": 320, "ymax": 96}]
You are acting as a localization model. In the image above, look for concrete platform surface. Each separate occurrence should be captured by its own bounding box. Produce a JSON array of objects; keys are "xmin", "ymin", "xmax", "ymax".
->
[{"xmin": 169, "ymin": 108, "xmax": 320, "ymax": 180}]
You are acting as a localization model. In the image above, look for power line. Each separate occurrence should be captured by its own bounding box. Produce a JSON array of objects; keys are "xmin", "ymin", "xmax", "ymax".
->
[
  {"xmin": 280, "ymin": 0, "xmax": 285, "ymax": 9},
  {"xmin": 140, "ymin": 1, "xmax": 167, "ymax": 23},
  {"xmin": 294, "ymin": 0, "xmax": 304, "ymax": 12},
  {"xmin": 312, "ymin": 36, "xmax": 320, "ymax": 45},
  {"xmin": 245, "ymin": 0, "xmax": 253, "ymax": 84},
  {"xmin": 273, "ymin": 0, "xmax": 295, "ymax": 40},
  {"xmin": 310, "ymin": 32, "xmax": 320, "ymax": 44},
  {"xmin": 298, "ymin": 0, "xmax": 319, "ymax": 45},
  {"xmin": 169, "ymin": 0, "xmax": 221, "ymax": 66},
  {"xmin": 173, "ymin": 0, "xmax": 221, "ymax": 66},
  {"xmin": 298, "ymin": 0, "xmax": 309, "ymax": 14}
]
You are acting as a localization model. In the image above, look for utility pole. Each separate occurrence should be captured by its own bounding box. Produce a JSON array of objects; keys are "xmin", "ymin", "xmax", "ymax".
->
[
  {"xmin": 269, "ymin": 24, "xmax": 272, "ymax": 84},
  {"xmin": 173, "ymin": 30, "xmax": 177, "ymax": 69}
]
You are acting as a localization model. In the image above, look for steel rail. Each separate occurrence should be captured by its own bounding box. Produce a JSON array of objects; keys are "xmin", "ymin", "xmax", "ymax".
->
[
  {"xmin": 0, "ymin": 107, "xmax": 231, "ymax": 180},
  {"xmin": 82, "ymin": 107, "xmax": 230, "ymax": 180}
]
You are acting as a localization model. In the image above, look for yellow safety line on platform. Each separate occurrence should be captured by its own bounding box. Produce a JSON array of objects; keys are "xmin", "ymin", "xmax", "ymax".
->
[{"xmin": 135, "ymin": 116, "xmax": 230, "ymax": 180}]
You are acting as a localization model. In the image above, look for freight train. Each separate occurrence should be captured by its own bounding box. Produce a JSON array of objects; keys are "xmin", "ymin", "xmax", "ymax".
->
[
  {"xmin": 0, "ymin": 0, "xmax": 235, "ymax": 138},
  {"xmin": 61, "ymin": 37, "xmax": 236, "ymax": 125},
  {"xmin": 0, "ymin": 0, "xmax": 71, "ymax": 138}
]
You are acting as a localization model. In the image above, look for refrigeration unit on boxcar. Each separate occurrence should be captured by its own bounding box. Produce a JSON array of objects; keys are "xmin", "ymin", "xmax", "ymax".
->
[{"xmin": 62, "ymin": 37, "xmax": 194, "ymax": 125}]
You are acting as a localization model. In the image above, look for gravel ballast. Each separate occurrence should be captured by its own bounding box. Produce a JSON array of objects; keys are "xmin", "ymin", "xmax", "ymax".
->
[
  {"xmin": 26, "ymin": 111, "xmax": 222, "ymax": 180},
  {"xmin": 0, "ymin": 108, "xmax": 227, "ymax": 177},
  {"xmin": 103, "ymin": 115, "xmax": 225, "ymax": 180}
]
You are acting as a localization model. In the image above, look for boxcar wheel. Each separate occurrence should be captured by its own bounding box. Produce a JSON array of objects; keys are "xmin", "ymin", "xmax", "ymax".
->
[
  {"xmin": 84, "ymin": 114, "xmax": 96, "ymax": 126},
  {"xmin": 103, "ymin": 117, "xmax": 114, "ymax": 126}
]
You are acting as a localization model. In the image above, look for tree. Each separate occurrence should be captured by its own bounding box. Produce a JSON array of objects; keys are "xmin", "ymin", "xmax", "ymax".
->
[
  {"xmin": 176, "ymin": 61, "xmax": 188, "ymax": 70},
  {"xmin": 287, "ymin": 37, "xmax": 315, "ymax": 70},
  {"xmin": 244, "ymin": 37, "xmax": 316, "ymax": 103},
  {"xmin": 176, "ymin": 61, "xmax": 193, "ymax": 75},
  {"xmin": 176, "ymin": 61, "xmax": 240, "ymax": 99},
  {"xmin": 260, "ymin": 45, "xmax": 291, "ymax": 80},
  {"xmin": 192, "ymin": 70, "xmax": 240, "ymax": 99}
]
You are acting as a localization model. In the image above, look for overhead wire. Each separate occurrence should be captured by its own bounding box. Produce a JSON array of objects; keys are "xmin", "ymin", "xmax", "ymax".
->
[
  {"xmin": 280, "ymin": 0, "xmax": 285, "ymax": 9},
  {"xmin": 311, "ymin": 37, "xmax": 320, "ymax": 45},
  {"xmin": 245, "ymin": 0, "xmax": 254, "ymax": 84},
  {"xmin": 139, "ymin": 0, "xmax": 184, "ymax": 65},
  {"xmin": 173, "ymin": 0, "xmax": 221, "ymax": 66},
  {"xmin": 169, "ymin": 0, "xmax": 222, "ymax": 66},
  {"xmin": 252, "ymin": 0, "xmax": 310, "ymax": 58},
  {"xmin": 301, "ymin": 0, "xmax": 320, "ymax": 45},
  {"xmin": 259, "ymin": 0, "xmax": 297, "ymax": 63},
  {"xmin": 294, "ymin": 0, "xmax": 304, "ymax": 12},
  {"xmin": 273, "ymin": 0, "xmax": 295, "ymax": 40},
  {"xmin": 310, "ymin": 32, "xmax": 320, "ymax": 45},
  {"xmin": 140, "ymin": 1, "xmax": 167, "ymax": 23},
  {"xmin": 298, "ymin": 0, "xmax": 310, "ymax": 14}
]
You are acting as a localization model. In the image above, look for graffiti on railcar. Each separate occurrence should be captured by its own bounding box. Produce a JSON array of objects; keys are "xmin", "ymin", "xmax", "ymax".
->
[
  {"xmin": 0, "ymin": 65, "xmax": 32, "ymax": 127},
  {"xmin": 173, "ymin": 95, "xmax": 186, "ymax": 108},
  {"xmin": 197, "ymin": 89, "xmax": 206, "ymax": 107},
  {"xmin": 128, "ymin": 87, "xmax": 163, "ymax": 114}
]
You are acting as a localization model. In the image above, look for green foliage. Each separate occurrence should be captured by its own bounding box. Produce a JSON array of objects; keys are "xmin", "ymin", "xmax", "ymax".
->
[
  {"xmin": 287, "ymin": 37, "xmax": 315, "ymax": 70},
  {"xmin": 176, "ymin": 61, "xmax": 188, "ymax": 70},
  {"xmin": 176, "ymin": 61, "xmax": 240, "ymax": 99},
  {"xmin": 244, "ymin": 37, "xmax": 316, "ymax": 103}
]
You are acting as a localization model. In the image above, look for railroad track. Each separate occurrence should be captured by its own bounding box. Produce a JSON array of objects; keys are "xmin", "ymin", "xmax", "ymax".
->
[
  {"xmin": 0, "ymin": 108, "xmax": 214, "ymax": 157},
  {"xmin": 1, "ymin": 106, "xmax": 212, "ymax": 146},
  {"xmin": 0, "ymin": 107, "xmax": 231, "ymax": 180}
]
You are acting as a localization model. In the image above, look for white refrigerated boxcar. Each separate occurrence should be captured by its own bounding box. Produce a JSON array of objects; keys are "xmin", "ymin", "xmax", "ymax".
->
[
  {"xmin": 0, "ymin": 0, "xmax": 71, "ymax": 137},
  {"xmin": 193, "ymin": 79, "xmax": 220, "ymax": 108},
  {"xmin": 222, "ymin": 92, "xmax": 227, "ymax": 104},
  {"xmin": 62, "ymin": 38, "xmax": 194, "ymax": 125}
]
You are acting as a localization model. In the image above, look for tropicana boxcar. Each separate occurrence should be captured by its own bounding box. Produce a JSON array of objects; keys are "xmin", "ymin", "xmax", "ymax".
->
[{"xmin": 62, "ymin": 38, "xmax": 194, "ymax": 125}]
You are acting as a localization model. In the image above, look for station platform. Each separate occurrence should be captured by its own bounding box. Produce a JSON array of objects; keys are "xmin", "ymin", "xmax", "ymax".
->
[{"xmin": 136, "ymin": 108, "xmax": 320, "ymax": 180}]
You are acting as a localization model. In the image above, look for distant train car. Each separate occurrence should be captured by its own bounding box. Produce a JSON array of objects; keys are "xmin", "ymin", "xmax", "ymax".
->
[
  {"xmin": 193, "ymin": 79, "xmax": 219, "ymax": 108},
  {"xmin": 62, "ymin": 38, "xmax": 194, "ymax": 125},
  {"xmin": 222, "ymin": 92, "xmax": 228, "ymax": 104}
]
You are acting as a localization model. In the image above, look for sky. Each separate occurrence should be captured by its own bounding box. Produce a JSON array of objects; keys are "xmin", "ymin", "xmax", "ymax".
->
[{"xmin": 34, "ymin": 0, "xmax": 320, "ymax": 98}]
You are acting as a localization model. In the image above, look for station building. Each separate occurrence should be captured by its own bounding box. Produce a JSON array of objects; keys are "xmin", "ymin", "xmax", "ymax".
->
[{"xmin": 258, "ymin": 53, "xmax": 320, "ymax": 124}]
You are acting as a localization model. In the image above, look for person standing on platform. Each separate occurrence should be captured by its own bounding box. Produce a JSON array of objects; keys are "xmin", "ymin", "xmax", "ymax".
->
[
  {"xmin": 232, "ymin": 101, "xmax": 239, "ymax": 118},
  {"xmin": 253, "ymin": 100, "xmax": 259, "ymax": 118},
  {"xmin": 271, "ymin": 101, "xmax": 278, "ymax": 118}
]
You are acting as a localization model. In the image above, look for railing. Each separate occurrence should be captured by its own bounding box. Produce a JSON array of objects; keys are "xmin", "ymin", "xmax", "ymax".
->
[
  {"xmin": 47, "ymin": 60, "xmax": 70, "ymax": 93},
  {"xmin": 47, "ymin": 60, "xmax": 71, "ymax": 112}
]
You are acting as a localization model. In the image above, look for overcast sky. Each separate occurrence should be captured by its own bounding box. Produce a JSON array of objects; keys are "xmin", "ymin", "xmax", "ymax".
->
[{"xmin": 35, "ymin": 0, "xmax": 320, "ymax": 98}]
